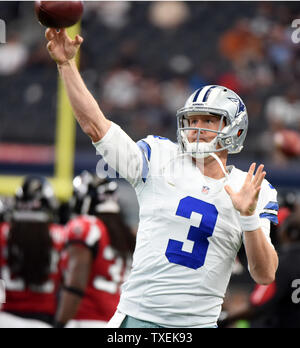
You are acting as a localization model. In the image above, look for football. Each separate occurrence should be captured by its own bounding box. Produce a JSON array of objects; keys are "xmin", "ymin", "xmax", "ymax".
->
[{"xmin": 34, "ymin": 1, "xmax": 83, "ymax": 28}]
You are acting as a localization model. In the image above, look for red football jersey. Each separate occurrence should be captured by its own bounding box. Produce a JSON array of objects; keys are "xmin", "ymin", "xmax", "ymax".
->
[
  {"xmin": 64, "ymin": 215, "xmax": 131, "ymax": 322},
  {"xmin": 0, "ymin": 222, "xmax": 66, "ymax": 315}
]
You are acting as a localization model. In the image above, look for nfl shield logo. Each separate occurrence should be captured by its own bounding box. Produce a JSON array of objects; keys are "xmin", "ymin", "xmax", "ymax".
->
[{"xmin": 202, "ymin": 186, "xmax": 210, "ymax": 194}]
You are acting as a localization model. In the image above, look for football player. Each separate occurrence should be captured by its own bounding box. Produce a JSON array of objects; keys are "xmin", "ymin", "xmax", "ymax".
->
[
  {"xmin": 45, "ymin": 28, "xmax": 279, "ymax": 328},
  {"xmin": 0, "ymin": 176, "xmax": 66, "ymax": 328},
  {"xmin": 54, "ymin": 173, "xmax": 135, "ymax": 328}
]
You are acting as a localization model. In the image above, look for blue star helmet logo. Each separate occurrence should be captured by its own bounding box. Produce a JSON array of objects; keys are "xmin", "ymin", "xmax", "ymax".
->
[{"xmin": 227, "ymin": 97, "xmax": 245, "ymax": 117}]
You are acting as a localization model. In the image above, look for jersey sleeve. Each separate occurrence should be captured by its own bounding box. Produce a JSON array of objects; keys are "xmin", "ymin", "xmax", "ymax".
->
[
  {"xmin": 257, "ymin": 180, "xmax": 279, "ymax": 225},
  {"xmin": 65, "ymin": 216, "xmax": 102, "ymax": 258},
  {"xmin": 136, "ymin": 135, "xmax": 177, "ymax": 184},
  {"xmin": 256, "ymin": 179, "xmax": 278, "ymax": 246},
  {"xmin": 242, "ymin": 179, "xmax": 278, "ymax": 247},
  {"xmin": 93, "ymin": 122, "xmax": 144, "ymax": 187}
]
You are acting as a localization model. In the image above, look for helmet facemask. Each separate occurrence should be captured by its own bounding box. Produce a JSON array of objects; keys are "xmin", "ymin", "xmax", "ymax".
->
[{"xmin": 177, "ymin": 109, "xmax": 232, "ymax": 159}]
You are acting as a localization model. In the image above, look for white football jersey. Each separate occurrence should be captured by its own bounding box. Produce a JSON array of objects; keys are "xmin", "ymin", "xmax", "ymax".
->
[{"xmin": 93, "ymin": 123, "xmax": 278, "ymax": 328}]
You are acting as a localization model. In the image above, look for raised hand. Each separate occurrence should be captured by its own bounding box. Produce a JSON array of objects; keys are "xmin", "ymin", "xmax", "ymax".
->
[
  {"xmin": 45, "ymin": 28, "xmax": 83, "ymax": 65},
  {"xmin": 224, "ymin": 163, "xmax": 266, "ymax": 216}
]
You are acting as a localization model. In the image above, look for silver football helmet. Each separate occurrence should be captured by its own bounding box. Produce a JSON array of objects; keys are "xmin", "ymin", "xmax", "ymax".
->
[{"xmin": 177, "ymin": 85, "xmax": 248, "ymax": 158}]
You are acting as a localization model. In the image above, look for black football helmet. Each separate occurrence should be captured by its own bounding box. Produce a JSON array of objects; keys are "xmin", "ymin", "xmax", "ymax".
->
[
  {"xmin": 70, "ymin": 171, "xmax": 120, "ymax": 217},
  {"xmin": 13, "ymin": 175, "xmax": 58, "ymax": 222}
]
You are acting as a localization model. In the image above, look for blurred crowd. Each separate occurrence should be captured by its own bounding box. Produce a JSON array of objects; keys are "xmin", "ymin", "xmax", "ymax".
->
[{"xmin": 1, "ymin": 2, "xmax": 300, "ymax": 165}]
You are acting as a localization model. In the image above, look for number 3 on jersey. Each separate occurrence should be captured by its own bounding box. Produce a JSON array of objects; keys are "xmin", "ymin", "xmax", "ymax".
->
[{"xmin": 165, "ymin": 196, "xmax": 218, "ymax": 270}]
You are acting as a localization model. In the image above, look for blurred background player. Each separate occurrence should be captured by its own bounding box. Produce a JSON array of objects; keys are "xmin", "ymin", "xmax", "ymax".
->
[
  {"xmin": 219, "ymin": 206, "xmax": 300, "ymax": 328},
  {"xmin": 54, "ymin": 172, "xmax": 135, "ymax": 328},
  {"xmin": 0, "ymin": 175, "xmax": 65, "ymax": 328}
]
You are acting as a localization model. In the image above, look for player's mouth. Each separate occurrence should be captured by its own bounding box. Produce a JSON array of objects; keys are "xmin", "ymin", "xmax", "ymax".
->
[{"xmin": 190, "ymin": 138, "xmax": 208, "ymax": 143}]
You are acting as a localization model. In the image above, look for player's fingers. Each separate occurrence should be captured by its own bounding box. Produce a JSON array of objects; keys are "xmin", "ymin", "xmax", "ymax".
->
[
  {"xmin": 45, "ymin": 28, "xmax": 55, "ymax": 41},
  {"xmin": 256, "ymin": 171, "xmax": 266, "ymax": 188},
  {"xmin": 47, "ymin": 41, "xmax": 53, "ymax": 52},
  {"xmin": 58, "ymin": 28, "xmax": 69, "ymax": 39},
  {"xmin": 56, "ymin": 28, "xmax": 72, "ymax": 46},
  {"xmin": 245, "ymin": 163, "xmax": 256, "ymax": 184},
  {"xmin": 255, "ymin": 186, "xmax": 262, "ymax": 200},
  {"xmin": 253, "ymin": 164, "xmax": 264, "ymax": 185},
  {"xmin": 73, "ymin": 35, "xmax": 83, "ymax": 46},
  {"xmin": 224, "ymin": 185, "xmax": 234, "ymax": 197},
  {"xmin": 58, "ymin": 28, "xmax": 66, "ymax": 35},
  {"xmin": 57, "ymin": 28, "xmax": 71, "ymax": 43}
]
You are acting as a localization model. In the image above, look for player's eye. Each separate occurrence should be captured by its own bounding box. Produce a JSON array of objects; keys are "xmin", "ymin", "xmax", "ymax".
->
[{"xmin": 190, "ymin": 119, "xmax": 198, "ymax": 126}]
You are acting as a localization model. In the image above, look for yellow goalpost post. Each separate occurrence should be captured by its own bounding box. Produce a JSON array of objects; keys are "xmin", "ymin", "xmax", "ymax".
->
[{"xmin": 0, "ymin": 23, "xmax": 81, "ymax": 201}]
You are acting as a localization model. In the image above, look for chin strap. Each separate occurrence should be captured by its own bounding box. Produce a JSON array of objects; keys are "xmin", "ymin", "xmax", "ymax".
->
[{"xmin": 210, "ymin": 152, "xmax": 229, "ymax": 179}]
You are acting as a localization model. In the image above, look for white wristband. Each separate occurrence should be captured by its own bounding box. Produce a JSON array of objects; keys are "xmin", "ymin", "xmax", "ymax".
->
[{"xmin": 239, "ymin": 213, "xmax": 261, "ymax": 232}]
